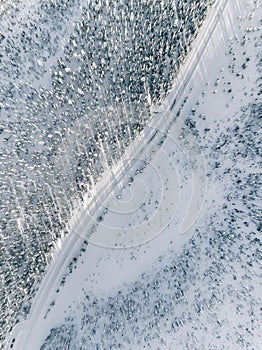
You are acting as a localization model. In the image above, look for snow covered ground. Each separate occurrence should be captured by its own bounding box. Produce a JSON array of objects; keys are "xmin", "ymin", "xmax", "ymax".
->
[{"xmin": 6, "ymin": 0, "xmax": 261, "ymax": 349}]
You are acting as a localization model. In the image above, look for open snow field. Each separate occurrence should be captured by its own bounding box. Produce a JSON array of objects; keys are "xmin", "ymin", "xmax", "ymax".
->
[{"xmin": 6, "ymin": 0, "xmax": 261, "ymax": 349}]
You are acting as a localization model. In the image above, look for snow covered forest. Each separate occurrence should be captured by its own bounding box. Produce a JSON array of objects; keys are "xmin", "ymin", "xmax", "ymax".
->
[
  {"xmin": 1, "ymin": 0, "xmax": 215, "ymax": 345},
  {"xmin": 1, "ymin": 0, "xmax": 261, "ymax": 349}
]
